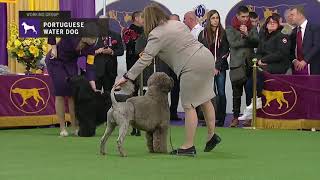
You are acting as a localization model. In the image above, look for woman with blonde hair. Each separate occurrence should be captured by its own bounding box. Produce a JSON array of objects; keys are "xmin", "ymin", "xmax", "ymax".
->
[{"xmin": 114, "ymin": 5, "xmax": 221, "ymax": 156}]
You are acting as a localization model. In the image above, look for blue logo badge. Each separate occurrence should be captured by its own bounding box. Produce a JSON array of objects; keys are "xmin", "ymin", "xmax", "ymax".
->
[{"xmin": 19, "ymin": 18, "xmax": 40, "ymax": 38}]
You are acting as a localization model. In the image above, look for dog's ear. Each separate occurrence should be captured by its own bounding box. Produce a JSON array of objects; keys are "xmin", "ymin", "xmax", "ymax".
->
[
  {"xmin": 77, "ymin": 85, "xmax": 95, "ymax": 101},
  {"xmin": 71, "ymin": 77, "xmax": 95, "ymax": 102},
  {"xmin": 157, "ymin": 73, "xmax": 173, "ymax": 93},
  {"xmin": 161, "ymin": 76, "xmax": 174, "ymax": 93}
]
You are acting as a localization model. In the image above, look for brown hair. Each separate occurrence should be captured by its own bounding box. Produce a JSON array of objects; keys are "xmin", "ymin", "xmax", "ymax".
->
[
  {"xmin": 204, "ymin": 10, "xmax": 225, "ymax": 47},
  {"xmin": 262, "ymin": 14, "xmax": 283, "ymax": 37},
  {"xmin": 132, "ymin": 11, "xmax": 142, "ymax": 22},
  {"xmin": 143, "ymin": 5, "xmax": 169, "ymax": 36},
  {"xmin": 290, "ymin": 5, "xmax": 305, "ymax": 17}
]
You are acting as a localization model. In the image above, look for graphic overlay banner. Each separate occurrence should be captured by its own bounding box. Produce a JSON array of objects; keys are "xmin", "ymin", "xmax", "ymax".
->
[
  {"xmin": 19, "ymin": 11, "xmax": 109, "ymax": 38},
  {"xmin": 257, "ymin": 72, "xmax": 320, "ymax": 120}
]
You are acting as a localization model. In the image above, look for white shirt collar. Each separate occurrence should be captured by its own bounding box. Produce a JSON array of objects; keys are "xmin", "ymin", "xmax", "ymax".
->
[
  {"xmin": 191, "ymin": 24, "xmax": 202, "ymax": 31},
  {"xmin": 300, "ymin": 19, "xmax": 308, "ymax": 30},
  {"xmin": 190, "ymin": 24, "xmax": 203, "ymax": 39}
]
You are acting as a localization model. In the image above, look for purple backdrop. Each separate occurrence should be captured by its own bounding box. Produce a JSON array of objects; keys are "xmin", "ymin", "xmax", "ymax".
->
[
  {"xmin": 0, "ymin": 3, "xmax": 8, "ymax": 65},
  {"xmin": 59, "ymin": 0, "xmax": 95, "ymax": 18},
  {"xmin": 257, "ymin": 73, "xmax": 320, "ymax": 120},
  {"xmin": 0, "ymin": 75, "xmax": 55, "ymax": 116},
  {"xmin": 59, "ymin": 0, "xmax": 96, "ymax": 70},
  {"xmin": 96, "ymin": 0, "xmax": 171, "ymax": 34}
]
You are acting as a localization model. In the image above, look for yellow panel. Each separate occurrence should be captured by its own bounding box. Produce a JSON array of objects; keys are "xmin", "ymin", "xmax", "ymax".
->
[{"xmin": 0, "ymin": 0, "xmax": 17, "ymax": 3}]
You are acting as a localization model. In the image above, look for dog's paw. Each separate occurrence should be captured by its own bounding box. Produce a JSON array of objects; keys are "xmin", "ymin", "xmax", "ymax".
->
[
  {"xmin": 100, "ymin": 148, "xmax": 106, "ymax": 156},
  {"xmin": 120, "ymin": 153, "xmax": 127, "ymax": 157},
  {"xmin": 119, "ymin": 151, "xmax": 127, "ymax": 157}
]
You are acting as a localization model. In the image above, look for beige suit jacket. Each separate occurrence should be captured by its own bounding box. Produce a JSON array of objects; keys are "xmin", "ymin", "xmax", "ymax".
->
[{"xmin": 127, "ymin": 20, "xmax": 203, "ymax": 80}]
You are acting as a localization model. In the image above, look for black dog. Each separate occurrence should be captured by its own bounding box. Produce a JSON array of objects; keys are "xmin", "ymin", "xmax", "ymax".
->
[{"xmin": 69, "ymin": 75, "xmax": 112, "ymax": 137}]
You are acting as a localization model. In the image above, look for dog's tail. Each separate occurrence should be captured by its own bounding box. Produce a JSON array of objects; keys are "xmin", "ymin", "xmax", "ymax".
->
[
  {"xmin": 283, "ymin": 91, "xmax": 292, "ymax": 94},
  {"xmin": 37, "ymin": 88, "xmax": 46, "ymax": 91},
  {"xmin": 110, "ymin": 86, "xmax": 118, "ymax": 107},
  {"xmin": 110, "ymin": 81, "xmax": 135, "ymax": 107}
]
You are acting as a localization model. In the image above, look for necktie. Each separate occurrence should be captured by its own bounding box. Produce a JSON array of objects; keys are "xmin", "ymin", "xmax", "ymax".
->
[{"xmin": 296, "ymin": 26, "xmax": 303, "ymax": 61}]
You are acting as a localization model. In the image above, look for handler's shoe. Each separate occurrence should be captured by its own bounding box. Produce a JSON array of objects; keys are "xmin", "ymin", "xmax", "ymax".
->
[
  {"xmin": 170, "ymin": 146, "xmax": 197, "ymax": 157},
  {"xmin": 204, "ymin": 134, "xmax": 221, "ymax": 152},
  {"xmin": 135, "ymin": 130, "xmax": 141, "ymax": 136},
  {"xmin": 130, "ymin": 128, "xmax": 136, "ymax": 136},
  {"xmin": 59, "ymin": 129, "xmax": 69, "ymax": 137}
]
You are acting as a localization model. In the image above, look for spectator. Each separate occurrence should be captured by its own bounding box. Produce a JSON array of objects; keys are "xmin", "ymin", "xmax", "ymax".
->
[
  {"xmin": 94, "ymin": 16, "xmax": 124, "ymax": 93},
  {"xmin": 239, "ymin": 14, "xmax": 291, "ymax": 122},
  {"xmin": 225, "ymin": 5, "xmax": 259, "ymax": 127},
  {"xmin": 289, "ymin": 6, "xmax": 320, "ymax": 75},
  {"xmin": 123, "ymin": 11, "xmax": 144, "ymax": 136},
  {"xmin": 170, "ymin": 14, "xmax": 180, "ymax": 21},
  {"xmin": 198, "ymin": 10, "xmax": 229, "ymax": 127},
  {"xmin": 249, "ymin": 11, "xmax": 261, "ymax": 33},
  {"xmin": 183, "ymin": 11, "xmax": 204, "ymax": 39}
]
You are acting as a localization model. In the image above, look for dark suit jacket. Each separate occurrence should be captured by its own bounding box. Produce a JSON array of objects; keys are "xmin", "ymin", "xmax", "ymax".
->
[
  {"xmin": 290, "ymin": 22, "xmax": 320, "ymax": 74},
  {"xmin": 94, "ymin": 31, "xmax": 124, "ymax": 78}
]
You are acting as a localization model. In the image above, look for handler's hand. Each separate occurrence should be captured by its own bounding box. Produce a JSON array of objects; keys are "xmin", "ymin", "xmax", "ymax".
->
[
  {"xmin": 50, "ymin": 45, "xmax": 57, "ymax": 59},
  {"xmin": 213, "ymin": 68, "xmax": 220, "ymax": 76},
  {"xmin": 113, "ymin": 77, "xmax": 128, "ymax": 88}
]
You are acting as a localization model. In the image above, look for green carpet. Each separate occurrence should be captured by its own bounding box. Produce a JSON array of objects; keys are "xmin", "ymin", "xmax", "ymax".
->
[{"xmin": 0, "ymin": 126, "xmax": 319, "ymax": 180}]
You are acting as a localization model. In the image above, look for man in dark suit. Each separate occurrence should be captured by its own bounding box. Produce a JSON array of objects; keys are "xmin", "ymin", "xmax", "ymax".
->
[
  {"xmin": 94, "ymin": 21, "xmax": 124, "ymax": 92},
  {"xmin": 289, "ymin": 6, "xmax": 320, "ymax": 75}
]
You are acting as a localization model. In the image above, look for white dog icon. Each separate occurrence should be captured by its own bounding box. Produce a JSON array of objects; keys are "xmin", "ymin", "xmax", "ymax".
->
[{"xmin": 21, "ymin": 22, "xmax": 37, "ymax": 34}]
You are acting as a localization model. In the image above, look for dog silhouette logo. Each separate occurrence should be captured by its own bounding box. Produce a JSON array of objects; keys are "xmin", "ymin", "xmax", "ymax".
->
[
  {"xmin": 10, "ymin": 77, "xmax": 50, "ymax": 114},
  {"xmin": 11, "ymin": 87, "xmax": 45, "ymax": 107},
  {"xmin": 21, "ymin": 22, "xmax": 38, "ymax": 34},
  {"xmin": 261, "ymin": 79, "xmax": 297, "ymax": 117},
  {"xmin": 262, "ymin": 90, "xmax": 292, "ymax": 109},
  {"xmin": 19, "ymin": 18, "xmax": 40, "ymax": 38}
]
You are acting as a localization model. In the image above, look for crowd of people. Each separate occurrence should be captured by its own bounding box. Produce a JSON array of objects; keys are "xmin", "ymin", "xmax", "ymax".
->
[{"xmin": 45, "ymin": 4, "xmax": 320, "ymax": 156}]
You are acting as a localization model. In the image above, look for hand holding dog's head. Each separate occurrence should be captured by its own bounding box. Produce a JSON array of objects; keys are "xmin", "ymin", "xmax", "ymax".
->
[
  {"xmin": 116, "ymin": 80, "xmax": 135, "ymax": 95},
  {"xmin": 147, "ymin": 72, "xmax": 174, "ymax": 93}
]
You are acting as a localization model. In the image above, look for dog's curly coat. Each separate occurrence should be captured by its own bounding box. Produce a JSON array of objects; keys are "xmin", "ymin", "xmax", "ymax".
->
[
  {"xmin": 100, "ymin": 72, "xmax": 174, "ymax": 157},
  {"xmin": 69, "ymin": 75, "xmax": 112, "ymax": 137}
]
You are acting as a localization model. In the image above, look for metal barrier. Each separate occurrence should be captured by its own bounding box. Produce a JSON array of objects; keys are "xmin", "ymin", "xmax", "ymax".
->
[{"xmin": 251, "ymin": 58, "xmax": 258, "ymax": 129}]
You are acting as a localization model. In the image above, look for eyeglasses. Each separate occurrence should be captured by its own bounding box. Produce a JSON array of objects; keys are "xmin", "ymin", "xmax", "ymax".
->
[{"xmin": 267, "ymin": 20, "xmax": 278, "ymax": 25}]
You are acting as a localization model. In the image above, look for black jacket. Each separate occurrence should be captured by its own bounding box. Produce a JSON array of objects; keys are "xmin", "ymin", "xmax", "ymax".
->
[
  {"xmin": 124, "ymin": 24, "xmax": 143, "ymax": 69},
  {"xmin": 198, "ymin": 29, "xmax": 229, "ymax": 71},
  {"xmin": 256, "ymin": 29, "xmax": 290, "ymax": 74},
  {"xmin": 94, "ymin": 31, "xmax": 124, "ymax": 78}
]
